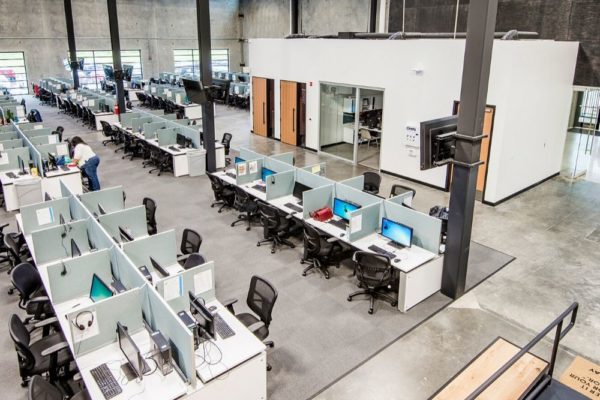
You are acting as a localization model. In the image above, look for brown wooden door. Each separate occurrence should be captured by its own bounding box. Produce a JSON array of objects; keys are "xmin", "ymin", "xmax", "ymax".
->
[
  {"xmin": 252, "ymin": 77, "xmax": 267, "ymax": 136},
  {"xmin": 280, "ymin": 80, "xmax": 298, "ymax": 145}
]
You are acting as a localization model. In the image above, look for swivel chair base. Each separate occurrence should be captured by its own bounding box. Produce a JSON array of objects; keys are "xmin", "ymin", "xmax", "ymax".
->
[
  {"xmin": 300, "ymin": 258, "xmax": 338, "ymax": 279},
  {"xmin": 347, "ymin": 289, "xmax": 397, "ymax": 314},
  {"xmin": 257, "ymin": 236, "xmax": 295, "ymax": 254}
]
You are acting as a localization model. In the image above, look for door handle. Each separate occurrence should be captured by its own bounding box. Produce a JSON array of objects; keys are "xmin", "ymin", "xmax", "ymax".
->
[
  {"xmin": 293, "ymin": 109, "xmax": 296, "ymax": 133},
  {"xmin": 262, "ymin": 103, "xmax": 265, "ymax": 124}
]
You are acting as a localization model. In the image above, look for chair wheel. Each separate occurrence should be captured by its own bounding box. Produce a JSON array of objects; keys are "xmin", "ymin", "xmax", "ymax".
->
[
  {"xmin": 211, "ymin": 204, "xmax": 215, "ymax": 208},
  {"xmin": 392, "ymin": 301, "xmax": 398, "ymax": 307},
  {"xmin": 257, "ymin": 243, "xmax": 260, "ymax": 247},
  {"xmin": 246, "ymin": 227, "xmax": 251, "ymax": 231},
  {"xmin": 230, "ymin": 223, "xmax": 235, "ymax": 227},
  {"xmin": 8, "ymin": 288, "xmax": 14, "ymax": 295},
  {"xmin": 368, "ymin": 309, "xmax": 374, "ymax": 314},
  {"xmin": 325, "ymin": 275, "xmax": 330, "ymax": 279},
  {"xmin": 21, "ymin": 381, "xmax": 28, "ymax": 388},
  {"xmin": 302, "ymin": 272, "xmax": 306, "ymax": 276},
  {"xmin": 271, "ymin": 249, "xmax": 275, "ymax": 254},
  {"xmin": 218, "ymin": 210, "xmax": 222, "ymax": 213},
  {"xmin": 267, "ymin": 365, "xmax": 272, "ymax": 372},
  {"xmin": 347, "ymin": 296, "xmax": 352, "ymax": 301}
]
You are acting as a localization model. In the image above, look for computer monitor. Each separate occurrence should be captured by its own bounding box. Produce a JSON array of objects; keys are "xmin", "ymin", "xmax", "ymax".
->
[
  {"xmin": 332, "ymin": 198, "xmax": 361, "ymax": 222},
  {"xmin": 44, "ymin": 192, "xmax": 52, "ymax": 201},
  {"xmin": 176, "ymin": 133, "xmax": 186, "ymax": 147},
  {"xmin": 17, "ymin": 155, "xmax": 25, "ymax": 175},
  {"xmin": 181, "ymin": 78, "xmax": 208, "ymax": 104},
  {"xmin": 70, "ymin": 238, "xmax": 81, "ymax": 257},
  {"xmin": 48, "ymin": 153, "xmax": 57, "ymax": 170},
  {"xmin": 381, "ymin": 217, "xmax": 413, "ymax": 248},
  {"xmin": 188, "ymin": 291, "xmax": 215, "ymax": 339},
  {"xmin": 119, "ymin": 226, "xmax": 134, "ymax": 242},
  {"xmin": 261, "ymin": 167, "xmax": 275, "ymax": 182},
  {"xmin": 98, "ymin": 203, "xmax": 107, "ymax": 215},
  {"xmin": 90, "ymin": 273, "xmax": 113, "ymax": 303},
  {"xmin": 293, "ymin": 182, "xmax": 311, "ymax": 201},
  {"xmin": 103, "ymin": 65, "xmax": 115, "ymax": 81},
  {"xmin": 150, "ymin": 257, "xmax": 170, "ymax": 277},
  {"xmin": 234, "ymin": 156, "xmax": 245, "ymax": 164},
  {"xmin": 117, "ymin": 322, "xmax": 146, "ymax": 381},
  {"xmin": 122, "ymin": 64, "xmax": 134, "ymax": 82},
  {"xmin": 59, "ymin": 214, "xmax": 66, "ymax": 225}
]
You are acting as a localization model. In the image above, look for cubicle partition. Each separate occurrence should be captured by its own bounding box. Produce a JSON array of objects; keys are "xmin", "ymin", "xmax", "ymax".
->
[
  {"xmin": 131, "ymin": 116, "xmax": 153, "ymax": 133},
  {"xmin": 302, "ymin": 162, "xmax": 327, "ymax": 176},
  {"xmin": 143, "ymin": 121, "xmax": 167, "ymax": 139},
  {"xmin": 0, "ymin": 138, "xmax": 24, "ymax": 150},
  {"xmin": 235, "ymin": 158, "xmax": 263, "ymax": 185},
  {"xmin": 0, "ymin": 131, "xmax": 19, "ymax": 140},
  {"xmin": 78, "ymin": 186, "xmax": 125, "ymax": 215},
  {"xmin": 121, "ymin": 230, "xmax": 178, "ymax": 273},
  {"xmin": 302, "ymin": 184, "xmax": 335, "ymax": 219},
  {"xmin": 30, "ymin": 218, "xmax": 92, "ymax": 265},
  {"xmin": 381, "ymin": 200, "xmax": 442, "ymax": 254},
  {"xmin": 157, "ymin": 127, "xmax": 178, "ymax": 146},
  {"xmin": 0, "ymin": 147, "xmax": 31, "ymax": 172},
  {"xmin": 340, "ymin": 175, "xmax": 364, "ymax": 191},
  {"xmin": 97, "ymin": 206, "xmax": 148, "ymax": 241},
  {"xmin": 296, "ymin": 168, "xmax": 334, "ymax": 189},
  {"xmin": 266, "ymin": 170, "xmax": 295, "ymax": 200},
  {"xmin": 119, "ymin": 112, "xmax": 142, "ymax": 129},
  {"xmin": 20, "ymin": 198, "xmax": 71, "ymax": 235},
  {"xmin": 269, "ymin": 152, "xmax": 295, "ymax": 165},
  {"xmin": 155, "ymin": 261, "xmax": 216, "ymax": 312}
]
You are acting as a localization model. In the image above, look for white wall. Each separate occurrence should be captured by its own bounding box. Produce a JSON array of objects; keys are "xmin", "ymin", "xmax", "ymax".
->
[{"xmin": 248, "ymin": 38, "xmax": 578, "ymax": 203}]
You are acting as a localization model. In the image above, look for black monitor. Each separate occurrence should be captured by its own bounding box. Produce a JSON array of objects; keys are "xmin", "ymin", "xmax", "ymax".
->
[
  {"xmin": 59, "ymin": 214, "xmax": 66, "ymax": 225},
  {"xmin": 122, "ymin": 64, "xmax": 134, "ymax": 82},
  {"xmin": 98, "ymin": 203, "xmax": 107, "ymax": 215},
  {"xmin": 103, "ymin": 65, "xmax": 115, "ymax": 81},
  {"xmin": 117, "ymin": 322, "xmax": 148, "ymax": 381},
  {"xmin": 181, "ymin": 78, "xmax": 208, "ymax": 104},
  {"xmin": 70, "ymin": 238, "xmax": 81, "ymax": 257},
  {"xmin": 44, "ymin": 192, "xmax": 52, "ymax": 201},
  {"xmin": 48, "ymin": 153, "xmax": 57, "ymax": 170},
  {"xmin": 17, "ymin": 155, "xmax": 26, "ymax": 175},
  {"xmin": 119, "ymin": 226, "xmax": 134, "ymax": 242},
  {"xmin": 176, "ymin": 133, "xmax": 186, "ymax": 147},
  {"xmin": 420, "ymin": 116, "xmax": 458, "ymax": 171},
  {"xmin": 293, "ymin": 182, "xmax": 311, "ymax": 201},
  {"xmin": 188, "ymin": 291, "xmax": 214, "ymax": 339},
  {"xmin": 150, "ymin": 257, "xmax": 170, "ymax": 277}
]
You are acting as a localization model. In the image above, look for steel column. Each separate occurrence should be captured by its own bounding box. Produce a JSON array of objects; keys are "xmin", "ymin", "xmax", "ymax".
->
[
  {"xmin": 107, "ymin": 0, "xmax": 126, "ymax": 114},
  {"xmin": 197, "ymin": 0, "xmax": 216, "ymax": 172},
  {"xmin": 369, "ymin": 0, "xmax": 378, "ymax": 33},
  {"xmin": 64, "ymin": 0, "xmax": 79, "ymax": 89},
  {"xmin": 290, "ymin": 0, "xmax": 299, "ymax": 35}
]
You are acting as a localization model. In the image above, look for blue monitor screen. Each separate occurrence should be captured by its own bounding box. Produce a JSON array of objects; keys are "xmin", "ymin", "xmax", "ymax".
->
[
  {"xmin": 381, "ymin": 218, "xmax": 413, "ymax": 247},
  {"xmin": 234, "ymin": 156, "xmax": 245, "ymax": 164},
  {"xmin": 333, "ymin": 198, "xmax": 361, "ymax": 222},
  {"xmin": 261, "ymin": 168, "xmax": 275, "ymax": 182},
  {"xmin": 90, "ymin": 273, "xmax": 113, "ymax": 303}
]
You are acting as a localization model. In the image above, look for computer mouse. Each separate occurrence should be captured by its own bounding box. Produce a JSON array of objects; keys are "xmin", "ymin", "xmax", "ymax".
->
[
  {"xmin": 394, "ymin": 258, "xmax": 400, "ymax": 263},
  {"xmin": 208, "ymin": 305, "xmax": 217, "ymax": 312},
  {"xmin": 340, "ymin": 233, "xmax": 345, "ymax": 237}
]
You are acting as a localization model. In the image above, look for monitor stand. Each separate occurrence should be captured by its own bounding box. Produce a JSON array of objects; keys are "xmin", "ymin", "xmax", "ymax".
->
[
  {"xmin": 387, "ymin": 240, "xmax": 406, "ymax": 250},
  {"xmin": 121, "ymin": 362, "xmax": 137, "ymax": 382}
]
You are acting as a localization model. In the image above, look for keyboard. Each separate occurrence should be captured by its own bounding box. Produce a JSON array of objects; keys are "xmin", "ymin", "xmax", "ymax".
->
[
  {"xmin": 327, "ymin": 219, "xmax": 347, "ymax": 230},
  {"xmin": 368, "ymin": 244, "xmax": 395, "ymax": 259},
  {"xmin": 252, "ymin": 184, "xmax": 266, "ymax": 193},
  {"xmin": 225, "ymin": 172, "xmax": 236, "ymax": 179},
  {"xmin": 6, "ymin": 172, "xmax": 17, "ymax": 179},
  {"xmin": 60, "ymin": 165, "xmax": 70, "ymax": 171},
  {"xmin": 168, "ymin": 146, "xmax": 181, "ymax": 152},
  {"xmin": 284, "ymin": 202, "xmax": 303, "ymax": 213},
  {"xmin": 214, "ymin": 313, "xmax": 235, "ymax": 339},
  {"xmin": 90, "ymin": 363, "xmax": 122, "ymax": 400}
]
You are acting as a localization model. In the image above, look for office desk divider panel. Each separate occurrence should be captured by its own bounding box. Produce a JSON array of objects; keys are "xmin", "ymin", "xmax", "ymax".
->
[
  {"xmin": 141, "ymin": 284, "xmax": 196, "ymax": 385},
  {"xmin": 263, "ymin": 157, "xmax": 294, "ymax": 174},
  {"xmin": 157, "ymin": 128, "xmax": 177, "ymax": 147},
  {"xmin": 173, "ymin": 119, "xmax": 190, "ymax": 126},
  {"xmin": 156, "ymin": 261, "xmax": 216, "ymax": 313},
  {"xmin": 15, "ymin": 123, "xmax": 45, "ymax": 175},
  {"xmin": 122, "ymin": 230, "xmax": 178, "ymax": 272},
  {"xmin": 0, "ymin": 138, "xmax": 24, "ymax": 150},
  {"xmin": 340, "ymin": 175, "xmax": 365, "ymax": 191},
  {"xmin": 65, "ymin": 287, "xmax": 143, "ymax": 357},
  {"xmin": 22, "ymin": 128, "xmax": 53, "ymax": 138},
  {"xmin": 0, "ymin": 132, "xmax": 19, "ymax": 141},
  {"xmin": 143, "ymin": 121, "xmax": 167, "ymax": 139},
  {"xmin": 334, "ymin": 182, "xmax": 381, "ymax": 208},
  {"xmin": 269, "ymin": 152, "xmax": 294, "ymax": 165},
  {"xmin": 36, "ymin": 144, "xmax": 59, "ymax": 159},
  {"xmin": 162, "ymin": 114, "xmax": 178, "ymax": 121},
  {"xmin": 149, "ymin": 110, "xmax": 167, "ymax": 116},
  {"xmin": 20, "ymin": 198, "xmax": 71, "ymax": 235},
  {"xmin": 302, "ymin": 162, "xmax": 327, "ymax": 176},
  {"xmin": 388, "ymin": 190, "xmax": 414, "ymax": 207},
  {"xmin": 78, "ymin": 186, "xmax": 125, "ymax": 214},
  {"xmin": 347, "ymin": 203, "xmax": 381, "ymax": 242},
  {"xmin": 30, "ymin": 219, "xmax": 91, "ymax": 265},
  {"xmin": 235, "ymin": 159, "xmax": 263, "ymax": 185},
  {"xmin": 296, "ymin": 168, "xmax": 334, "ymax": 188},
  {"xmin": 0, "ymin": 125, "xmax": 17, "ymax": 133},
  {"xmin": 17, "ymin": 122, "xmax": 44, "ymax": 131},
  {"xmin": 266, "ymin": 170, "xmax": 295, "ymax": 201},
  {"xmin": 0, "ymin": 147, "xmax": 31, "ymax": 172},
  {"xmin": 239, "ymin": 148, "xmax": 264, "ymax": 162},
  {"xmin": 28, "ymin": 136, "xmax": 52, "ymax": 146},
  {"xmin": 179, "ymin": 126, "xmax": 201, "ymax": 149},
  {"xmin": 98, "ymin": 206, "xmax": 148, "ymax": 240},
  {"xmin": 131, "ymin": 117, "xmax": 153, "ymax": 133},
  {"xmin": 111, "ymin": 247, "xmax": 149, "ymax": 290},
  {"xmin": 382, "ymin": 200, "xmax": 442, "ymax": 254},
  {"xmin": 302, "ymin": 184, "xmax": 335, "ymax": 219},
  {"xmin": 119, "ymin": 112, "xmax": 141, "ymax": 129},
  {"xmin": 46, "ymin": 249, "xmax": 113, "ymax": 304}
]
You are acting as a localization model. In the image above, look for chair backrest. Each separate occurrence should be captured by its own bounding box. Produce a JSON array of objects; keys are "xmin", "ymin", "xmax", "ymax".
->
[
  {"xmin": 389, "ymin": 184, "xmax": 416, "ymax": 199},
  {"xmin": 100, "ymin": 120, "xmax": 112, "ymax": 137},
  {"xmin": 246, "ymin": 275, "xmax": 278, "ymax": 328},
  {"xmin": 221, "ymin": 132, "xmax": 232, "ymax": 149},
  {"xmin": 359, "ymin": 128, "xmax": 371, "ymax": 140},
  {"xmin": 9, "ymin": 314, "xmax": 34, "ymax": 371},
  {"xmin": 28, "ymin": 375, "xmax": 64, "ymax": 400},
  {"xmin": 183, "ymin": 253, "xmax": 206, "ymax": 270},
  {"xmin": 233, "ymin": 185, "xmax": 250, "ymax": 209},
  {"xmin": 257, "ymin": 202, "xmax": 280, "ymax": 230},
  {"xmin": 181, "ymin": 228, "xmax": 202, "ymax": 255},
  {"xmin": 363, "ymin": 171, "xmax": 381, "ymax": 191},
  {"xmin": 302, "ymin": 222, "xmax": 323, "ymax": 257},
  {"xmin": 354, "ymin": 251, "xmax": 393, "ymax": 288},
  {"xmin": 11, "ymin": 262, "xmax": 42, "ymax": 305},
  {"xmin": 143, "ymin": 197, "xmax": 157, "ymax": 227},
  {"xmin": 207, "ymin": 174, "xmax": 225, "ymax": 197},
  {"xmin": 5, "ymin": 233, "xmax": 22, "ymax": 264}
]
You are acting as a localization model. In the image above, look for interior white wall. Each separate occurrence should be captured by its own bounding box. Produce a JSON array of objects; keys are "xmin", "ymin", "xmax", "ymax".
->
[{"xmin": 248, "ymin": 39, "xmax": 578, "ymax": 201}]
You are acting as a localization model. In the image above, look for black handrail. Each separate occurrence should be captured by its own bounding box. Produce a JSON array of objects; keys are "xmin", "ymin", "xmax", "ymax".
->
[{"xmin": 466, "ymin": 302, "xmax": 579, "ymax": 400}]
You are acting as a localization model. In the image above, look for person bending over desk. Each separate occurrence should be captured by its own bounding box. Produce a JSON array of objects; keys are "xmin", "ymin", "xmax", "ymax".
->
[{"xmin": 71, "ymin": 136, "xmax": 101, "ymax": 191}]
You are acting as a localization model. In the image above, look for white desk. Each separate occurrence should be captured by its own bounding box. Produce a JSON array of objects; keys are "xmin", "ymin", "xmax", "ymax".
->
[
  {"xmin": 93, "ymin": 111, "xmax": 118, "ymax": 131},
  {"xmin": 0, "ymin": 169, "xmax": 43, "ymax": 211},
  {"xmin": 270, "ymin": 194, "xmax": 303, "ymax": 215},
  {"xmin": 241, "ymin": 180, "xmax": 267, "ymax": 201},
  {"xmin": 178, "ymin": 103, "xmax": 202, "ymax": 120},
  {"xmin": 43, "ymin": 166, "xmax": 83, "ymax": 198},
  {"xmin": 150, "ymin": 262, "xmax": 184, "ymax": 286},
  {"xmin": 212, "ymin": 170, "xmax": 236, "ymax": 185}
]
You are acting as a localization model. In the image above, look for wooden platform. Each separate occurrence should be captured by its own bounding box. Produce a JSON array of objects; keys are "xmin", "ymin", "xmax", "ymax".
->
[{"xmin": 432, "ymin": 337, "xmax": 548, "ymax": 400}]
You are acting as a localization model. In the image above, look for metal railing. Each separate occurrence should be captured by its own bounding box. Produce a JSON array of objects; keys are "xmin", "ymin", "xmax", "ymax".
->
[{"xmin": 466, "ymin": 302, "xmax": 579, "ymax": 400}]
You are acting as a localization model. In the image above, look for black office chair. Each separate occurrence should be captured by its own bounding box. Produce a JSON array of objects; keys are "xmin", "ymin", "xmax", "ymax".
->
[
  {"xmin": 177, "ymin": 229, "xmax": 202, "ymax": 266},
  {"xmin": 28, "ymin": 375, "xmax": 90, "ymax": 400},
  {"xmin": 347, "ymin": 251, "xmax": 397, "ymax": 314},
  {"xmin": 231, "ymin": 186, "xmax": 259, "ymax": 231},
  {"xmin": 182, "ymin": 253, "xmax": 207, "ymax": 270},
  {"xmin": 221, "ymin": 133, "xmax": 232, "ymax": 165},
  {"xmin": 100, "ymin": 121, "xmax": 116, "ymax": 146},
  {"xmin": 121, "ymin": 133, "xmax": 145, "ymax": 161},
  {"xmin": 256, "ymin": 202, "xmax": 299, "ymax": 254},
  {"xmin": 207, "ymin": 174, "xmax": 235, "ymax": 213},
  {"xmin": 11, "ymin": 263, "xmax": 53, "ymax": 326},
  {"xmin": 9, "ymin": 314, "xmax": 73, "ymax": 386},
  {"xmin": 0, "ymin": 222, "xmax": 18, "ymax": 265},
  {"xmin": 301, "ymin": 222, "xmax": 345, "ymax": 279},
  {"xmin": 143, "ymin": 197, "xmax": 158, "ymax": 235},
  {"xmin": 5, "ymin": 232, "xmax": 33, "ymax": 275},
  {"xmin": 223, "ymin": 275, "xmax": 278, "ymax": 371},
  {"xmin": 55, "ymin": 126, "xmax": 64, "ymax": 142},
  {"xmin": 363, "ymin": 172, "xmax": 381, "ymax": 195},
  {"xmin": 389, "ymin": 184, "xmax": 416, "ymax": 200}
]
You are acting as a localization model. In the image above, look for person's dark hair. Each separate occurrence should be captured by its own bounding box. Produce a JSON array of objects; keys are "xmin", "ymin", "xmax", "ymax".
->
[{"xmin": 71, "ymin": 136, "xmax": 86, "ymax": 146}]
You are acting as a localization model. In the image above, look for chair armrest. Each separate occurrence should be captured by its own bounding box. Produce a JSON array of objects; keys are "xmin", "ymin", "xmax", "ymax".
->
[
  {"xmin": 29, "ymin": 296, "xmax": 50, "ymax": 304},
  {"xmin": 34, "ymin": 317, "xmax": 58, "ymax": 329},
  {"xmin": 246, "ymin": 321, "xmax": 265, "ymax": 334},
  {"xmin": 286, "ymin": 214, "xmax": 294, "ymax": 220},
  {"xmin": 0, "ymin": 223, "xmax": 9, "ymax": 230},
  {"xmin": 41, "ymin": 341, "xmax": 69, "ymax": 357},
  {"xmin": 221, "ymin": 298, "xmax": 238, "ymax": 314},
  {"xmin": 326, "ymin": 237, "xmax": 340, "ymax": 243}
]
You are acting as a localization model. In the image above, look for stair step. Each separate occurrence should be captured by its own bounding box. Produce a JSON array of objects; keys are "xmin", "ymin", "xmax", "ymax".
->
[{"xmin": 536, "ymin": 379, "xmax": 591, "ymax": 400}]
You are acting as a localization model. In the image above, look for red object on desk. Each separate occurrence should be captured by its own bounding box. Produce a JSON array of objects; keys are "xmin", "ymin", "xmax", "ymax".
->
[{"xmin": 310, "ymin": 207, "xmax": 333, "ymax": 222}]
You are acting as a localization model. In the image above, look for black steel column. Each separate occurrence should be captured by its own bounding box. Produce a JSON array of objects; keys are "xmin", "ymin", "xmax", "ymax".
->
[
  {"xmin": 196, "ymin": 0, "xmax": 216, "ymax": 172},
  {"xmin": 290, "ymin": 0, "xmax": 299, "ymax": 35},
  {"xmin": 368, "ymin": 0, "xmax": 378, "ymax": 33},
  {"xmin": 64, "ymin": 0, "xmax": 79, "ymax": 89},
  {"xmin": 107, "ymin": 0, "xmax": 126, "ymax": 114},
  {"xmin": 441, "ymin": 0, "xmax": 498, "ymax": 299}
]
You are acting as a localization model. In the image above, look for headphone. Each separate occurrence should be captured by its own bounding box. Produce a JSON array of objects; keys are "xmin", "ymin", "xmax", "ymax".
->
[
  {"xmin": 72, "ymin": 310, "xmax": 94, "ymax": 331},
  {"xmin": 60, "ymin": 262, "xmax": 67, "ymax": 276}
]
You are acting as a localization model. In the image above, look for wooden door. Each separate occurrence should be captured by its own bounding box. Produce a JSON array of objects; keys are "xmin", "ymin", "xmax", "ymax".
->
[
  {"xmin": 280, "ymin": 80, "xmax": 298, "ymax": 145},
  {"xmin": 252, "ymin": 77, "xmax": 267, "ymax": 136}
]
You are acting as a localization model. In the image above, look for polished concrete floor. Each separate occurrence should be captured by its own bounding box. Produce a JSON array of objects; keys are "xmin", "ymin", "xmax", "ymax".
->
[
  {"xmin": 321, "ymin": 142, "xmax": 381, "ymax": 170},
  {"xmin": 561, "ymin": 130, "xmax": 600, "ymax": 182},
  {"xmin": 2, "ymin": 98, "xmax": 599, "ymax": 400}
]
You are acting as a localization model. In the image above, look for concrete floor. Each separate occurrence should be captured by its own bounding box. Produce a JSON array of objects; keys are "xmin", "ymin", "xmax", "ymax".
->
[{"xmin": 2, "ymin": 97, "xmax": 599, "ymax": 400}]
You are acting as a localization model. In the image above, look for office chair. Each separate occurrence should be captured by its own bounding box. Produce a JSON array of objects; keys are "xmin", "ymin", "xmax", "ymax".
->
[
  {"xmin": 5, "ymin": 233, "xmax": 33, "ymax": 285},
  {"xmin": 301, "ymin": 222, "xmax": 345, "ymax": 279},
  {"xmin": 9, "ymin": 314, "xmax": 73, "ymax": 386},
  {"xmin": 143, "ymin": 197, "xmax": 158, "ymax": 235},
  {"xmin": 0, "ymin": 222, "xmax": 17, "ymax": 264},
  {"xmin": 207, "ymin": 174, "xmax": 235, "ymax": 213},
  {"xmin": 11, "ymin": 262, "xmax": 53, "ymax": 327},
  {"xmin": 231, "ymin": 186, "xmax": 259, "ymax": 231},
  {"xmin": 363, "ymin": 171, "xmax": 381, "ymax": 195},
  {"xmin": 149, "ymin": 151, "xmax": 173, "ymax": 176},
  {"xmin": 347, "ymin": 251, "xmax": 397, "ymax": 314},
  {"xmin": 223, "ymin": 275, "xmax": 278, "ymax": 371},
  {"xmin": 28, "ymin": 375, "xmax": 90, "ymax": 400},
  {"xmin": 256, "ymin": 202, "xmax": 299, "ymax": 254},
  {"xmin": 121, "ymin": 133, "xmax": 144, "ymax": 161},
  {"xmin": 100, "ymin": 121, "xmax": 115, "ymax": 146},
  {"xmin": 182, "ymin": 252, "xmax": 206, "ymax": 270},
  {"xmin": 221, "ymin": 133, "xmax": 232, "ymax": 165},
  {"xmin": 177, "ymin": 228, "xmax": 202, "ymax": 266},
  {"xmin": 389, "ymin": 184, "xmax": 416, "ymax": 200}
]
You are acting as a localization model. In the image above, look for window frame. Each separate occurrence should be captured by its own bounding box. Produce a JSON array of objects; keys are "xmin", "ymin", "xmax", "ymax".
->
[{"xmin": 0, "ymin": 52, "xmax": 29, "ymax": 95}]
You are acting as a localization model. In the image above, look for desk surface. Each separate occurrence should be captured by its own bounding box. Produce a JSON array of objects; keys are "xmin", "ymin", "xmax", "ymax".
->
[
  {"xmin": 45, "ymin": 165, "xmax": 80, "ymax": 178},
  {"xmin": 0, "ymin": 169, "xmax": 41, "ymax": 185}
]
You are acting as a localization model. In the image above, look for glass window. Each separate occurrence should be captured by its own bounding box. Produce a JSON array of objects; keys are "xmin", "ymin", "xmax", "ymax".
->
[
  {"xmin": 0, "ymin": 52, "xmax": 28, "ymax": 95},
  {"xmin": 173, "ymin": 49, "xmax": 230, "ymax": 76},
  {"xmin": 67, "ymin": 50, "xmax": 143, "ymax": 90}
]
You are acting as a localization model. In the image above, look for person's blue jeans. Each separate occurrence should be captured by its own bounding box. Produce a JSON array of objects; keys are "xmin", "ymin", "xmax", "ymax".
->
[{"xmin": 83, "ymin": 156, "xmax": 101, "ymax": 191}]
